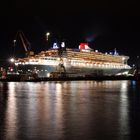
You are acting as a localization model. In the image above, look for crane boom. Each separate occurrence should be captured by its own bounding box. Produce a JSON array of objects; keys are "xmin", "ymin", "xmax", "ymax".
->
[
  {"xmin": 14, "ymin": 31, "xmax": 34, "ymax": 57},
  {"xmin": 19, "ymin": 33, "xmax": 28, "ymax": 52}
]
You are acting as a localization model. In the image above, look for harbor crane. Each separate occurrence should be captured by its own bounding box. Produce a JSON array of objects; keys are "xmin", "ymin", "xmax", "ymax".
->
[{"xmin": 14, "ymin": 31, "xmax": 34, "ymax": 57}]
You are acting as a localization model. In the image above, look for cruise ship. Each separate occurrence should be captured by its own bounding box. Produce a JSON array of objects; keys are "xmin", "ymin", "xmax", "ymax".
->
[{"xmin": 13, "ymin": 42, "xmax": 131, "ymax": 78}]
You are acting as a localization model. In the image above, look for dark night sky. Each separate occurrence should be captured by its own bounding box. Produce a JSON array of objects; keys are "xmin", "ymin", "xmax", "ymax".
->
[{"xmin": 0, "ymin": 0, "xmax": 140, "ymax": 66}]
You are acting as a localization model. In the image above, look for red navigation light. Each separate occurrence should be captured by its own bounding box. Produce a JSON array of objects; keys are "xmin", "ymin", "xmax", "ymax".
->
[{"xmin": 8, "ymin": 67, "xmax": 13, "ymax": 72}]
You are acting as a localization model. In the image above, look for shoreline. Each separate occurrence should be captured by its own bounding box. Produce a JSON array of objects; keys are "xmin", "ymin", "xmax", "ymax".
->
[{"xmin": 0, "ymin": 75, "xmax": 139, "ymax": 82}]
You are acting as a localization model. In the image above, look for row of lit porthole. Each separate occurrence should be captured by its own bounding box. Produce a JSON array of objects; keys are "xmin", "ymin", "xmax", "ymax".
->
[{"xmin": 70, "ymin": 62, "xmax": 129, "ymax": 69}]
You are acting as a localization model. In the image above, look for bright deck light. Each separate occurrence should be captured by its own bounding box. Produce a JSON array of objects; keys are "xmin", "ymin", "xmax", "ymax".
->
[{"xmin": 10, "ymin": 58, "xmax": 15, "ymax": 63}]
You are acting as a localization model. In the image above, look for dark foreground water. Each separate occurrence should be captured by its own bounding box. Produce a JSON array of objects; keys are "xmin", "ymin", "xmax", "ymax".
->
[{"xmin": 0, "ymin": 80, "xmax": 140, "ymax": 140}]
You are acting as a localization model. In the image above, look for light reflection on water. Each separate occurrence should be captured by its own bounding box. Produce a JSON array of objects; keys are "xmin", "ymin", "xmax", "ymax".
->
[{"xmin": 0, "ymin": 80, "xmax": 140, "ymax": 140}]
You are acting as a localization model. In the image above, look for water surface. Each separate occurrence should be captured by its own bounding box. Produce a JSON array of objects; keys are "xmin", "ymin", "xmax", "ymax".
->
[{"xmin": 0, "ymin": 80, "xmax": 140, "ymax": 140}]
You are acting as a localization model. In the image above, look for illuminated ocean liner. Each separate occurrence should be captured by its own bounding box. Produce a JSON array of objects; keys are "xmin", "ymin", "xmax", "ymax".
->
[{"xmin": 14, "ymin": 43, "xmax": 131, "ymax": 78}]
